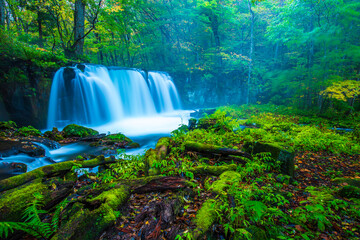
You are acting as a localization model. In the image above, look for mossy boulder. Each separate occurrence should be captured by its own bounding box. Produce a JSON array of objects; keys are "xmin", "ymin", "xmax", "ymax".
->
[
  {"xmin": 128, "ymin": 142, "xmax": 140, "ymax": 148},
  {"xmin": 155, "ymin": 137, "xmax": 171, "ymax": 159},
  {"xmin": 99, "ymin": 133, "xmax": 139, "ymax": 149},
  {"xmin": 103, "ymin": 133, "xmax": 131, "ymax": 142},
  {"xmin": 144, "ymin": 148, "xmax": 160, "ymax": 176},
  {"xmin": 62, "ymin": 124, "xmax": 99, "ymax": 138},
  {"xmin": 243, "ymin": 142, "xmax": 295, "ymax": 177},
  {"xmin": 44, "ymin": 127, "xmax": 64, "ymax": 141},
  {"xmin": 208, "ymin": 170, "xmax": 242, "ymax": 194},
  {"xmin": 16, "ymin": 125, "xmax": 41, "ymax": 137},
  {"xmin": 144, "ymin": 137, "xmax": 172, "ymax": 176}
]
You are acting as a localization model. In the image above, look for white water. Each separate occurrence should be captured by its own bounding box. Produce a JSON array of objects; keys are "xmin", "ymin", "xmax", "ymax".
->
[{"xmin": 47, "ymin": 65, "xmax": 183, "ymax": 129}]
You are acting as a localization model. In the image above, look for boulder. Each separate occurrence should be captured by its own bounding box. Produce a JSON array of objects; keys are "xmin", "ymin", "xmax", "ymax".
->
[
  {"xmin": 243, "ymin": 142, "xmax": 295, "ymax": 178},
  {"xmin": 62, "ymin": 124, "xmax": 99, "ymax": 138},
  {"xmin": 0, "ymin": 140, "xmax": 45, "ymax": 157}
]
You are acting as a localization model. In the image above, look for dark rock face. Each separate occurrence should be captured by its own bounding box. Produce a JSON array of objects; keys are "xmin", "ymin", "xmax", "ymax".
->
[
  {"xmin": 170, "ymin": 70, "xmax": 247, "ymax": 109},
  {"xmin": 0, "ymin": 56, "xmax": 58, "ymax": 128},
  {"xmin": 0, "ymin": 140, "xmax": 45, "ymax": 157}
]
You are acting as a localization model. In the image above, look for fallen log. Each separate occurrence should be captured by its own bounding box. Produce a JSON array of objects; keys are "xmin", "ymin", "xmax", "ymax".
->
[
  {"xmin": 0, "ymin": 155, "xmax": 117, "ymax": 192},
  {"xmin": 188, "ymin": 164, "xmax": 237, "ymax": 176},
  {"xmin": 133, "ymin": 176, "xmax": 188, "ymax": 193},
  {"xmin": 184, "ymin": 142, "xmax": 253, "ymax": 160}
]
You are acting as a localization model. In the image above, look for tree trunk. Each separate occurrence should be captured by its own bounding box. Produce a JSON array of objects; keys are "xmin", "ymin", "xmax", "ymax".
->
[
  {"xmin": 0, "ymin": 0, "xmax": 5, "ymax": 28},
  {"xmin": 37, "ymin": 10, "xmax": 43, "ymax": 47},
  {"xmin": 74, "ymin": 0, "xmax": 85, "ymax": 56},
  {"xmin": 247, "ymin": 0, "xmax": 255, "ymax": 104}
]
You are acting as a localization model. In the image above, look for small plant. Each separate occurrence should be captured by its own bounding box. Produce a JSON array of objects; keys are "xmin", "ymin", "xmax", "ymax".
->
[{"xmin": 0, "ymin": 193, "xmax": 68, "ymax": 239}]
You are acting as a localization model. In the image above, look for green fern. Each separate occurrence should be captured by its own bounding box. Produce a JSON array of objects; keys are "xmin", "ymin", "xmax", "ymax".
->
[{"xmin": 0, "ymin": 193, "xmax": 68, "ymax": 239}]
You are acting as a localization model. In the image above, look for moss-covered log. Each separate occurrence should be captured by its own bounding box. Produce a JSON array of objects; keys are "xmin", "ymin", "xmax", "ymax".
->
[
  {"xmin": 0, "ymin": 177, "xmax": 75, "ymax": 222},
  {"xmin": 188, "ymin": 164, "xmax": 237, "ymax": 176},
  {"xmin": 185, "ymin": 141, "xmax": 253, "ymax": 160},
  {"xmin": 0, "ymin": 155, "xmax": 116, "ymax": 192},
  {"xmin": 51, "ymin": 186, "xmax": 129, "ymax": 240},
  {"xmin": 191, "ymin": 199, "xmax": 220, "ymax": 239}
]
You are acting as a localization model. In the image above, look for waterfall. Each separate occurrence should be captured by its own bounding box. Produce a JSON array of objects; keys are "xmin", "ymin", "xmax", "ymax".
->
[
  {"xmin": 148, "ymin": 72, "xmax": 182, "ymax": 113},
  {"xmin": 47, "ymin": 64, "xmax": 182, "ymax": 128}
]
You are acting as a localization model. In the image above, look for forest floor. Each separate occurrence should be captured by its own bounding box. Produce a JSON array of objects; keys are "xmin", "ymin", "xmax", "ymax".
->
[{"xmin": 0, "ymin": 104, "xmax": 360, "ymax": 240}]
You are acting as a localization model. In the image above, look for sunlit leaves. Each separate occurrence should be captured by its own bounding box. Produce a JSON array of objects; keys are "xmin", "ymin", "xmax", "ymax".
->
[{"xmin": 321, "ymin": 80, "xmax": 360, "ymax": 102}]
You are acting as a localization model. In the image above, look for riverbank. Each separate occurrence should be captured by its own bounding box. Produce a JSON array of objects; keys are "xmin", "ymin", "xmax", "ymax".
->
[{"xmin": 0, "ymin": 105, "xmax": 359, "ymax": 240}]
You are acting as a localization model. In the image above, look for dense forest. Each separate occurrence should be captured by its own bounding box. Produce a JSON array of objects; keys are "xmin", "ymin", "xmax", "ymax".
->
[
  {"xmin": 1, "ymin": 0, "xmax": 359, "ymax": 113},
  {"xmin": 0, "ymin": 0, "xmax": 360, "ymax": 240}
]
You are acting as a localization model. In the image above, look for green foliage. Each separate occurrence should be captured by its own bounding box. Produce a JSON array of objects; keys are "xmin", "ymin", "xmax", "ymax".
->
[
  {"xmin": 62, "ymin": 124, "xmax": 99, "ymax": 138},
  {"xmin": 17, "ymin": 126, "xmax": 42, "ymax": 137},
  {"xmin": 0, "ymin": 121, "xmax": 17, "ymax": 130},
  {"xmin": 0, "ymin": 193, "xmax": 68, "ymax": 239},
  {"xmin": 104, "ymin": 133, "xmax": 126, "ymax": 141}
]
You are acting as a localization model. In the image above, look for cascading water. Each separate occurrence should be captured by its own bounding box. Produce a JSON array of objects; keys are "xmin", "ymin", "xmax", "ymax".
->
[
  {"xmin": 148, "ymin": 72, "xmax": 182, "ymax": 113},
  {"xmin": 47, "ymin": 64, "xmax": 183, "ymax": 130}
]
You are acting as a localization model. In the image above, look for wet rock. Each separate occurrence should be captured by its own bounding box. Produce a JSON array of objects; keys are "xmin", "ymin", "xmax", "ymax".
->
[
  {"xmin": 80, "ymin": 133, "xmax": 106, "ymax": 142},
  {"xmin": 32, "ymin": 136, "xmax": 61, "ymax": 149},
  {"xmin": 43, "ymin": 127, "xmax": 64, "ymax": 142},
  {"xmin": 0, "ymin": 162, "xmax": 27, "ymax": 178},
  {"xmin": 0, "ymin": 140, "xmax": 45, "ymax": 157}
]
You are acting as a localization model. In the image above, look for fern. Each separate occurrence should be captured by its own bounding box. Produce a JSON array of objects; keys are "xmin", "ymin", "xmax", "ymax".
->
[
  {"xmin": 51, "ymin": 198, "xmax": 69, "ymax": 232},
  {"xmin": 0, "ymin": 192, "xmax": 68, "ymax": 239}
]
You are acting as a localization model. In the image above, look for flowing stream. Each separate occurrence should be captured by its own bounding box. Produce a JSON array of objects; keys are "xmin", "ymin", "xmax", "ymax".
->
[{"xmin": 1, "ymin": 64, "xmax": 190, "ymax": 179}]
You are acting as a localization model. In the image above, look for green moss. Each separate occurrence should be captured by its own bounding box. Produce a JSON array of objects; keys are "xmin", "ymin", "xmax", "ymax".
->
[
  {"xmin": 62, "ymin": 124, "xmax": 99, "ymax": 138},
  {"xmin": 189, "ymin": 164, "xmax": 237, "ymax": 176},
  {"xmin": 128, "ymin": 142, "xmax": 140, "ymax": 148},
  {"xmin": 89, "ymin": 187, "xmax": 129, "ymax": 209},
  {"xmin": 144, "ymin": 148, "xmax": 160, "ymax": 176},
  {"xmin": 0, "ymin": 121, "xmax": 17, "ymax": 130},
  {"xmin": 52, "ymin": 186, "xmax": 129, "ymax": 240},
  {"xmin": 0, "ymin": 180, "xmax": 48, "ymax": 222},
  {"xmin": 192, "ymin": 199, "xmax": 219, "ymax": 239},
  {"xmin": 0, "ymin": 156, "xmax": 111, "ymax": 191},
  {"xmin": 16, "ymin": 125, "xmax": 41, "ymax": 137},
  {"xmin": 208, "ymin": 171, "xmax": 242, "ymax": 194},
  {"xmin": 155, "ymin": 137, "xmax": 171, "ymax": 150},
  {"xmin": 104, "ymin": 133, "xmax": 129, "ymax": 141}
]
